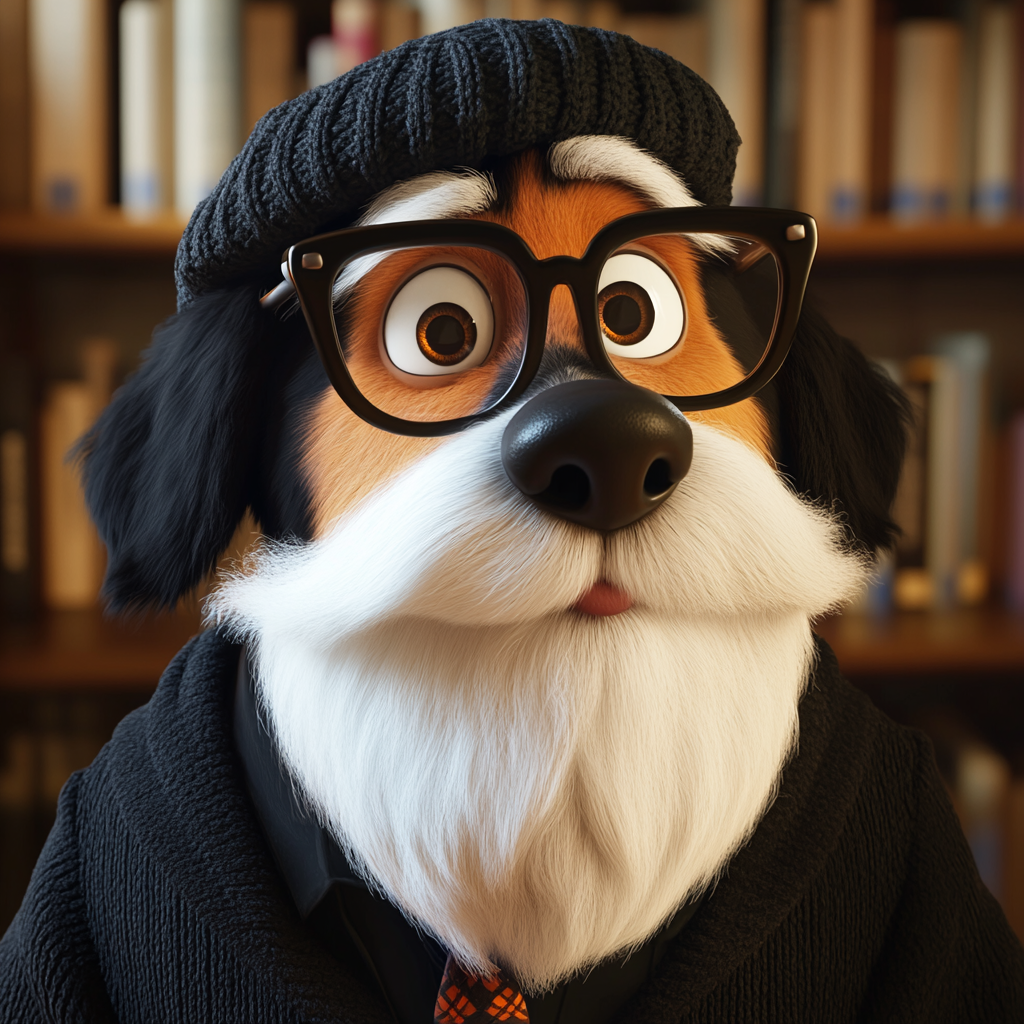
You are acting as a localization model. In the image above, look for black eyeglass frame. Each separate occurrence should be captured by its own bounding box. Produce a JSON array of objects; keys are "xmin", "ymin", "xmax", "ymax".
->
[{"xmin": 286, "ymin": 206, "xmax": 818, "ymax": 438}]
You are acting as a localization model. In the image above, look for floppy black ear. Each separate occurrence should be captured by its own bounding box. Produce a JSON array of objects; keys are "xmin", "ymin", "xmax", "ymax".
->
[
  {"xmin": 80, "ymin": 286, "xmax": 279, "ymax": 611},
  {"xmin": 774, "ymin": 303, "xmax": 911, "ymax": 552}
]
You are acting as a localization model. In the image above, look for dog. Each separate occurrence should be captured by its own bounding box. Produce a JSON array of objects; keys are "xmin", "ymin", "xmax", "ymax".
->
[{"xmin": 6, "ymin": 23, "xmax": 1022, "ymax": 1023}]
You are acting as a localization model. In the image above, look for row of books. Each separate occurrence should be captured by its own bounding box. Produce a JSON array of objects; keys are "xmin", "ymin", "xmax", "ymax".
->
[
  {"xmin": 857, "ymin": 333, "xmax": 1024, "ymax": 614},
  {"xmin": 0, "ymin": 0, "xmax": 1020, "ymax": 222}
]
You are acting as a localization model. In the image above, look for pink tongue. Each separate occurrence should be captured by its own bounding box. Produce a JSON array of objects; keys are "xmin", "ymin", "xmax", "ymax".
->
[{"xmin": 574, "ymin": 581, "xmax": 633, "ymax": 617}]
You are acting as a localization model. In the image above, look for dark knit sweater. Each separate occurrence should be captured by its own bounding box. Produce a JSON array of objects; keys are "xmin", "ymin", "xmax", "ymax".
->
[{"xmin": 2, "ymin": 629, "xmax": 1022, "ymax": 1022}]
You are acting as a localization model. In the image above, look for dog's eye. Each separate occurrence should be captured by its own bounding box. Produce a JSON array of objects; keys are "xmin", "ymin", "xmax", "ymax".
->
[
  {"xmin": 598, "ymin": 254, "xmax": 685, "ymax": 359},
  {"xmin": 383, "ymin": 266, "xmax": 494, "ymax": 376}
]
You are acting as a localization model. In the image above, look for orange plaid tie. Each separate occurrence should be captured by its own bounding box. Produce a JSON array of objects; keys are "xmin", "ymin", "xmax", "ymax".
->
[{"xmin": 434, "ymin": 956, "xmax": 529, "ymax": 1023}]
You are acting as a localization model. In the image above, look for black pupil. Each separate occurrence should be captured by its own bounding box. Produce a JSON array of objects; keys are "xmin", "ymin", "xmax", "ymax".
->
[
  {"xmin": 425, "ymin": 314, "xmax": 467, "ymax": 355},
  {"xmin": 603, "ymin": 293, "xmax": 643, "ymax": 337}
]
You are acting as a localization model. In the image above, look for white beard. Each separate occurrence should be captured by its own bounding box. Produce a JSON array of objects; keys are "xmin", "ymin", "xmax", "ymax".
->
[{"xmin": 209, "ymin": 411, "xmax": 867, "ymax": 994}]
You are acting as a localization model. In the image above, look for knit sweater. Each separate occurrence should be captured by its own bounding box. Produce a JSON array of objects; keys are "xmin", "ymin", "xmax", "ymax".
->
[{"xmin": 2, "ymin": 629, "xmax": 1022, "ymax": 1023}]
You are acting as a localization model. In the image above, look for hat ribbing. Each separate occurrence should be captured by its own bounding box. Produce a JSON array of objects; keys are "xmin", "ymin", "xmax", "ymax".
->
[{"xmin": 174, "ymin": 18, "xmax": 739, "ymax": 309}]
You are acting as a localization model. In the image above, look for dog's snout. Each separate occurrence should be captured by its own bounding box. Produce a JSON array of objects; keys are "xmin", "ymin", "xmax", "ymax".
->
[{"xmin": 500, "ymin": 380, "xmax": 693, "ymax": 531}]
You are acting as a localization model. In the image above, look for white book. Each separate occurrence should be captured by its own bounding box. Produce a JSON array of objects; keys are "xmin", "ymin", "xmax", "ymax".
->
[
  {"xmin": 28, "ymin": 0, "xmax": 108, "ymax": 212},
  {"xmin": 708, "ymin": 0, "xmax": 766, "ymax": 207},
  {"xmin": 830, "ymin": 0, "xmax": 872, "ymax": 220},
  {"xmin": 307, "ymin": 35, "xmax": 340, "ymax": 89},
  {"xmin": 973, "ymin": 3, "xmax": 1017, "ymax": 221},
  {"xmin": 174, "ymin": 0, "xmax": 242, "ymax": 216},
  {"xmin": 891, "ymin": 18, "xmax": 963, "ymax": 221},
  {"xmin": 244, "ymin": 1, "xmax": 297, "ymax": 134},
  {"xmin": 120, "ymin": 0, "xmax": 173, "ymax": 215},
  {"xmin": 797, "ymin": 0, "xmax": 837, "ymax": 222}
]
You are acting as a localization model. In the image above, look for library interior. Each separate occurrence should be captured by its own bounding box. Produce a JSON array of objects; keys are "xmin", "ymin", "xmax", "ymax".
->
[{"xmin": 0, "ymin": 0, "xmax": 1023, "ymax": 948}]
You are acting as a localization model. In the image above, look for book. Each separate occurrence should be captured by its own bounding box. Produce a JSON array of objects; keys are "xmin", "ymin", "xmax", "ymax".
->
[
  {"xmin": 973, "ymin": 1, "xmax": 1018, "ymax": 220},
  {"xmin": 0, "ymin": 348, "xmax": 35, "ymax": 615},
  {"xmin": 708, "ymin": 0, "xmax": 767, "ymax": 207},
  {"xmin": 380, "ymin": 0, "xmax": 421, "ymax": 51},
  {"xmin": 28, "ymin": 0, "xmax": 109, "ymax": 212},
  {"xmin": 0, "ymin": 0, "xmax": 30, "ymax": 208},
  {"xmin": 419, "ymin": 0, "xmax": 484, "ymax": 34},
  {"xmin": 869, "ymin": 0, "xmax": 897, "ymax": 213},
  {"xmin": 307, "ymin": 35, "xmax": 340, "ymax": 89},
  {"xmin": 119, "ymin": 0, "xmax": 173, "ymax": 215},
  {"xmin": 244, "ymin": 1, "xmax": 298, "ymax": 135},
  {"xmin": 798, "ymin": 0, "xmax": 838, "ymax": 222},
  {"xmin": 1008, "ymin": 410, "xmax": 1024, "ymax": 611},
  {"xmin": 890, "ymin": 17, "xmax": 963, "ymax": 220},
  {"xmin": 619, "ymin": 11, "xmax": 708, "ymax": 79},
  {"xmin": 830, "ymin": 0, "xmax": 874, "ymax": 220},
  {"xmin": 39, "ymin": 339, "xmax": 117, "ymax": 610},
  {"xmin": 174, "ymin": 0, "xmax": 242, "ymax": 216},
  {"xmin": 333, "ymin": 0, "xmax": 377, "ymax": 76},
  {"xmin": 763, "ymin": 0, "xmax": 801, "ymax": 208}
]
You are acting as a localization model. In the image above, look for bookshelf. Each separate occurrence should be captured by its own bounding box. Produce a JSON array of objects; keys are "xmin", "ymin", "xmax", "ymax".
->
[
  {"xmin": 0, "ymin": 606, "xmax": 1021, "ymax": 693},
  {"xmin": 2, "ymin": 210, "xmax": 1024, "ymax": 261}
]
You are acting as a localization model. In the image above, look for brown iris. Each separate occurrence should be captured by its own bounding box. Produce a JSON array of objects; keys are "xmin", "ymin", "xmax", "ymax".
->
[
  {"xmin": 415, "ymin": 302, "xmax": 478, "ymax": 365},
  {"xmin": 598, "ymin": 281, "xmax": 654, "ymax": 346}
]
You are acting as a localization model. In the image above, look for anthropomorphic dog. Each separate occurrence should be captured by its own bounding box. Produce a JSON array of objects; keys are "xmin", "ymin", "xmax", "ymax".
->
[{"xmin": 2, "ymin": 21, "xmax": 1022, "ymax": 1024}]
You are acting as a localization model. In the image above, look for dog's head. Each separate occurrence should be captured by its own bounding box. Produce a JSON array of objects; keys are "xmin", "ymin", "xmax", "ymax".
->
[
  {"xmin": 80, "ymin": 137, "xmax": 906, "ymax": 989},
  {"xmin": 80, "ymin": 21, "xmax": 908, "ymax": 991}
]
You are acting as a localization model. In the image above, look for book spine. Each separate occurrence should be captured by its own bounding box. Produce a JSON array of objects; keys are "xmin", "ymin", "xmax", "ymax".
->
[
  {"xmin": 0, "ymin": 0, "xmax": 30, "ymax": 208},
  {"xmin": 28, "ymin": 0, "xmax": 109, "ymax": 212},
  {"xmin": 618, "ymin": 12, "xmax": 709, "ymax": 80},
  {"xmin": 1008, "ymin": 410, "xmax": 1024, "ymax": 611},
  {"xmin": 925, "ymin": 354, "xmax": 962, "ymax": 608},
  {"xmin": 708, "ymin": 0, "xmax": 767, "ymax": 206},
  {"xmin": 244, "ymin": 1, "xmax": 298, "ymax": 134},
  {"xmin": 797, "ymin": 0, "xmax": 838, "ymax": 222},
  {"xmin": 931, "ymin": 332, "xmax": 991, "ymax": 605},
  {"xmin": 891, "ymin": 17, "xmax": 963, "ymax": 221},
  {"xmin": 120, "ymin": 0, "xmax": 172, "ymax": 215},
  {"xmin": 332, "ymin": 0, "xmax": 378, "ymax": 76},
  {"xmin": 973, "ymin": 2, "xmax": 1018, "ymax": 221},
  {"xmin": 174, "ymin": 0, "xmax": 241, "ymax": 217},
  {"xmin": 764, "ymin": 0, "xmax": 802, "ymax": 208},
  {"xmin": 379, "ymin": 0, "xmax": 421, "ymax": 52},
  {"xmin": 830, "ymin": 0, "xmax": 874, "ymax": 220}
]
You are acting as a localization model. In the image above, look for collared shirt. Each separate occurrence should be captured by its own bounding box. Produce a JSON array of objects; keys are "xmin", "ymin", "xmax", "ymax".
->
[{"xmin": 234, "ymin": 648, "xmax": 703, "ymax": 1023}]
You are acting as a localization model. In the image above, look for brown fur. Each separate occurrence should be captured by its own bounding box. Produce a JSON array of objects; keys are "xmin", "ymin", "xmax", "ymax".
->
[{"xmin": 304, "ymin": 152, "xmax": 771, "ymax": 536}]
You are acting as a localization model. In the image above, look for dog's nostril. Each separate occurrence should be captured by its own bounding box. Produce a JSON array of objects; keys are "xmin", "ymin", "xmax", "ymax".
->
[
  {"xmin": 643, "ymin": 458, "xmax": 674, "ymax": 497},
  {"xmin": 539, "ymin": 465, "xmax": 590, "ymax": 510}
]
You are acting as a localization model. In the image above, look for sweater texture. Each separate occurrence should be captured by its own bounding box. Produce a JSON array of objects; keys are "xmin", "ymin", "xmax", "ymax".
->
[
  {"xmin": 173, "ymin": 20, "xmax": 740, "ymax": 309},
  {"xmin": 2, "ymin": 629, "xmax": 1022, "ymax": 1022}
]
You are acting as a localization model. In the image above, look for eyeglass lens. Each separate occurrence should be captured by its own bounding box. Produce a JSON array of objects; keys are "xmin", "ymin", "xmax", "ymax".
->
[{"xmin": 329, "ymin": 232, "xmax": 780, "ymax": 423}]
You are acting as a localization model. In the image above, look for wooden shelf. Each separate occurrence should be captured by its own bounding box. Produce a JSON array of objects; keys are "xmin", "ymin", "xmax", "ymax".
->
[
  {"xmin": 2, "ymin": 210, "xmax": 1023, "ymax": 262},
  {"xmin": 2, "ymin": 606, "xmax": 1023, "ymax": 690},
  {"xmin": 0, "ymin": 609, "xmax": 201, "ymax": 690},
  {"xmin": 0, "ymin": 208, "xmax": 185, "ymax": 256},
  {"xmin": 815, "ymin": 607, "xmax": 1024, "ymax": 676},
  {"xmin": 813, "ymin": 218, "xmax": 1024, "ymax": 262}
]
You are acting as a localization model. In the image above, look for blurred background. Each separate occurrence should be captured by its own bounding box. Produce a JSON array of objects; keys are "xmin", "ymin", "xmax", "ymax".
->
[{"xmin": 0, "ymin": 0, "xmax": 1022, "ymax": 941}]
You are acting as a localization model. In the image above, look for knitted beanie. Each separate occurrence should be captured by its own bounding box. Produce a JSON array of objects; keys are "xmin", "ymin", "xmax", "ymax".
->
[{"xmin": 174, "ymin": 18, "xmax": 740, "ymax": 310}]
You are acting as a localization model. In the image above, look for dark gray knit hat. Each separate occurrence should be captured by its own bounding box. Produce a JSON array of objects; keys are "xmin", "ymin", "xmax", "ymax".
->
[{"xmin": 174, "ymin": 18, "xmax": 739, "ymax": 309}]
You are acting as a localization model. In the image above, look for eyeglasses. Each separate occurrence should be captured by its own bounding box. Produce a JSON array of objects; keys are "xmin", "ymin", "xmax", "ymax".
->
[{"xmin": 280, "ymin": 207, "xmax": 817, "ymax": 437}]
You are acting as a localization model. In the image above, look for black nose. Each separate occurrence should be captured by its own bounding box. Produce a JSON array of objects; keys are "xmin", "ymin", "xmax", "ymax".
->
[{"xmin": 500, "ymin": 379, "xmax": 693, "ymax": 531}]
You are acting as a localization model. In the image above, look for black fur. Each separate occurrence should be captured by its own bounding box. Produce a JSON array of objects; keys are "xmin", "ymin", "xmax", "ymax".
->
[
  {"xmin": 80, "ymin": 287, "xmax": 316, "ymax": 611},
  {"xmin": 774, "ymin": 303, "xmax": 911, "ymax": 552}
]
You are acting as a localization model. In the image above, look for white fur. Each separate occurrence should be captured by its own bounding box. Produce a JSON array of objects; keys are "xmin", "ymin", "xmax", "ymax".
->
[
  {"xmin": 210, "ymin": 412, "xmax": 867, "ymax": 993},
  {"xmin": 549, "ymin": 136, "xmax": 700, "ymax": 210}
]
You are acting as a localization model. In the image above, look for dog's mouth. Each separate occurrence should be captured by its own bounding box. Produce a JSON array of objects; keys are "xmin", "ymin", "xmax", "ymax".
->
[{"xmin": 573, "ymin": 580, "xmax": 633, "ymax": 617}]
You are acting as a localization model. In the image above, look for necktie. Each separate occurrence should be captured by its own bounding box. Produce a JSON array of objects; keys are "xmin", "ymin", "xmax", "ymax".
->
[{"xmin": 434, "ymin": 955, "xmax": 529, "ymax": 1022}]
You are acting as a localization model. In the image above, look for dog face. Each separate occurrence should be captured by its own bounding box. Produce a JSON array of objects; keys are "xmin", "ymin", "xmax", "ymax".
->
[
  {"xmin": 302, "ymin": 147, "xmax": 772, "ymax": 535},
  {"xmin": 82, "ymin": 137, "xmax": 907, "ymax": 991}
]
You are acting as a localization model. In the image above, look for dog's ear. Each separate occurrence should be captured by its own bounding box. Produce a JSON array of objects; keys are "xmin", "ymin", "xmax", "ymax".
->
[
  {"xmin": 774, "ymin": 303, "xmax": 911, "ymax": 552},
  {"xmin": 79, "ymin": 286, "xmax": 280, "ymax": 611}
]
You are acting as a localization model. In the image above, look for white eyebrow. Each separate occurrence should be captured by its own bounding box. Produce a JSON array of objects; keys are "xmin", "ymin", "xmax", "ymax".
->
[{"xmin": 548, "ymin": 136, "xmax": 733, "ymax": 256}]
